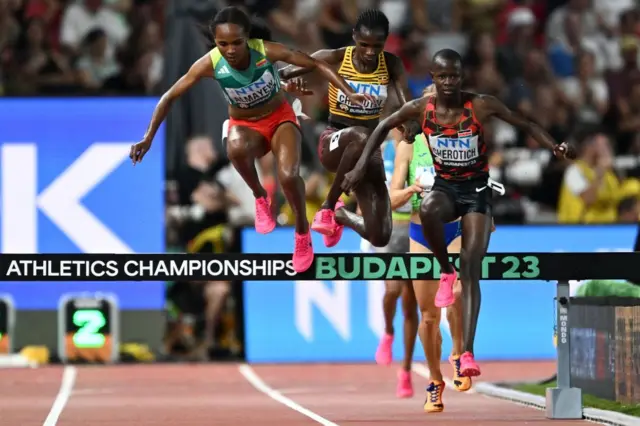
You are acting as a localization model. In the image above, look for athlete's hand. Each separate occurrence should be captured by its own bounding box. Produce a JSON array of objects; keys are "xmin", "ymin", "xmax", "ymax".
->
[
  {"xmin": 407, "ymin": 184, "xmax": 425, "ymax": 194},
  {"xmin": 553, "ymin": 142, "xmax": 576, "ymax": 160},
  {"xmin": 342, "ymin": 164, "xmax": 366, "ymax": 193},
  {"xmin": 348, "ymin": 93, "xmax": 375, "ymax": 107},
  {"xmin": 130, "ymin": 139, "xmax": 152, "ymax": 165},
  {"xmin": 407, "ymin": 178, "xmax": 426, "ymax": 194},
  {"xmin": 282, "ymin": 78, "xmax": 313, "ymax": 96}
]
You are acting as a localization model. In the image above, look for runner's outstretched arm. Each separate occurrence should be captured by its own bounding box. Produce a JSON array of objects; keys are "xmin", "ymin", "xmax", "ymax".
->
[
  {"xmin": 342, "ymin": 98, "xmax": 426, "ymax": 192},
  {"xmin": 265, "ymin": 43, "xmax": 367, "ymax": 103},
  {"xmin": 278, "ymin": 48, "xmax": 346, "ymax": 79},
  {"xmin": 474, "ymin": 95, "xmax": 576, "ymax": 159},
  {"xmin": 131, "ymin": 54, "xmax": 213, "ymax": 163}
]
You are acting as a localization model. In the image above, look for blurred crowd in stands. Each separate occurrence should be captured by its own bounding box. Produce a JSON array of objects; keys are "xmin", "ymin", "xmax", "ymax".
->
[
  {"xmin": 0, "ymin": 0, "xmax": 164, "ymax": 95},
  {"xmin": 231, "ymin": 0, "xmax": 640, "ymax": 227},
  {"xmin": 3, "ymin": 0, "xmax": 640, "ymax": 359}
]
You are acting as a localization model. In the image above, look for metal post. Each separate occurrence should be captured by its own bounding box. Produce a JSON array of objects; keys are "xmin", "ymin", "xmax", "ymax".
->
[{"xmin": 546, "ymin": 280, "xmax": 583, "ymax": 419}]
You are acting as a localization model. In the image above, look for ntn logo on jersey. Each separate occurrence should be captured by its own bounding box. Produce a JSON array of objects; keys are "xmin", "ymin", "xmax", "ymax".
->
[
  {"xmin": 346, "ymin": 80, "xmax": 388, "ymax": 97},
  {"xmin": 429, "ymin": 135, "xmax": 478, "ymax": 150},
  {"xmin": 224, "ymin": 71, "xmax": 277, "ymax": 102}
]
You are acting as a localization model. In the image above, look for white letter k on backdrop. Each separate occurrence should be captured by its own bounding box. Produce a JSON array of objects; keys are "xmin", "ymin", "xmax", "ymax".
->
[{"xmin": 1, "ymin": 143, "xmax": 133, "ymax": 253}]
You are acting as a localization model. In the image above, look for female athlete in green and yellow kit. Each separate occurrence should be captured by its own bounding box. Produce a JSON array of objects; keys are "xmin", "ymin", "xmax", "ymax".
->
[{"xmin": 130, "ymin": 7, "xmax": 372, "ymax": 273}]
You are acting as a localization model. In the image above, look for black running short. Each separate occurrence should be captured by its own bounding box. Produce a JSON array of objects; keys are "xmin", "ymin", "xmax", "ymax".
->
[{"xmin": 432, "ymin": 175, "xmax": 492, "ymax": 217}]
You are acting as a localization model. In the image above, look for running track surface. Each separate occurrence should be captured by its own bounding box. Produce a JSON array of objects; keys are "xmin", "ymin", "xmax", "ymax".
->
[{"xmin": 0, "ymin": 361, "xmax": 592, "ymax": 426}]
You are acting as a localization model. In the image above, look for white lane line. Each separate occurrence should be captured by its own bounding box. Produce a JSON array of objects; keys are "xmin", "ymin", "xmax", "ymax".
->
[
  {"xmin": 238, "ymin": 364, "xmax": 339, "ymax": 426},
  {"xmin": 411, "ymin": 363, "xmax": 476, "ymax": 393},
  {"xmin": 43, "ymin": 366, "xmax": 77, "ymax": 426}
]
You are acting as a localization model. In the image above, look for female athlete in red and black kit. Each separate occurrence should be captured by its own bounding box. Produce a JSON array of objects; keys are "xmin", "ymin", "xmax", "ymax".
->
[
  {"xmin": 343, "ymin": 49, "xmax": 575, "ymax": 377},
  {"xmin": 279, "ymin": 9, "xmax": 419, "ymax": 248}
]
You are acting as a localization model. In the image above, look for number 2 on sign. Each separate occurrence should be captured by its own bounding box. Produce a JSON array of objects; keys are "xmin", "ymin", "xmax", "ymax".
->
[
  {"xmin": 72, "ymin": 310, "xmax": 106, "ymax": 348},
  {"xmin": 501, "ymin": 255, "xmax": 540, "ymax": 278}
]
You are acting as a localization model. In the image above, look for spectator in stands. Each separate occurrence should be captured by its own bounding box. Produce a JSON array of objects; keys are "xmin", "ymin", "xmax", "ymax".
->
[
  {"xmin": 496, "ymin": 0, "xmax": 546, "ymax": 47},
  {"xmin": 558, "ymin": 132, "xmax": 621, "ymax": 223},
  {"xmin": 606, "ymin": 18, "xmax": 640, "ymax": 97},
  {"xmin": 60, "ymin": 0, "xmax": 129, "ymax": 57},
  {"xmin": 0, "ymin": 0, "xmax": 21, "ymax": 65},
  {"xmin": 461, "ymin": 0, "xmax": 505, "ymax": 34},
  {"xmin": 75, "ymin": 28, "xmax": 120, "ymax": 91},
  {"xmin": 379, "ymin": 0, "xmax": 415, "ymax": 34},
  {"xmin": 406, "ymin": 42, "xmax": 432, "ymax": 99},
  {"xmin": 9, "ymin": 18, "xmax": 76, "ymax": 94},
  {"xmin": 547, "ymin": 10, "xmax": 603, "ymax": 78},
  {"xmin": 470, "ymin": 34, "xmax": 505, "ymax": 98},
  {"xmin": 594, "ymin": 0, "xmax": 636, "ymax": 38},
  {"xmin": 497, "ymin": 7, "xmax": 538, "ymax": 83},
  {"xmin": 166, "ymin": 136, "xmax": 234, "ymax": 250},
  {"xmin": 120, "ymin": 19, "xmax": 163, "ymax": 94},
  {"xmin": 260, "ymin": 0, "xmax": 302, "ymax": 47},
  {"xmin": 184, "ymin": 164, "xmax": 235, "ymax": 360},
  {"xmin": 168, "ymin": 136, "xmax": 238, "ymax": 360},
  {"xmin": 103, "ymin": 0, "xmax": 132, "ymax": 18},
  {"xmin": 466, "ymin": 31, "xmax": 503, "ymax": 97},
  {"xmin": 495, "ymin": 80, "xmax": 572, "ymax": 213},
  {"xmin": 24, "ymin": 0, "xmax": 64, "ymax": 52},
  {"xmin": 559, "ymin": 50, "xmax": 609, "ymax": 125},
  {"xmin": 412, "ymin": 0, "xmax": 461, "ymax": 33},
  {"xmin": 505, "ymin": 49, "xmax": 554, "ymax": 119},
  {"xmin": 242, "ymin": 0, "xmax": 312, "ymax": 49},
  {"xmin": 546, "ymin": 0, "xmax": 600, "ymax": 43},
  {"xmin": 617, "ymin": 196, "xmax": 640, "ymax": 222},
  {"xmin": 609, "ymin": 37, "xmax": 640, "ymax": 153},
  {"xmin": 615, "ymin": 75, "xmax": 640, "ymax": 154},
  {"xmin": 318, "ymin": 0, "xmax": 358, "ymax": 49},
  {"xmin": 533, "ymin": 84, "xmax": 571, "ymax": 150},
  {"xmin": 175, "ymin": 136, "xmax": 235, "ymax": 235},
  {"xmin": 599, "ymin": 8, "xmax": 637, "ymax": 70}
]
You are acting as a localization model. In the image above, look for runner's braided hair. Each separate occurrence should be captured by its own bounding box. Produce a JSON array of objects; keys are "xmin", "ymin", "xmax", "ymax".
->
[{"xmin": 354, "ymin": 9, "xmax": 390, "ymax": 37}]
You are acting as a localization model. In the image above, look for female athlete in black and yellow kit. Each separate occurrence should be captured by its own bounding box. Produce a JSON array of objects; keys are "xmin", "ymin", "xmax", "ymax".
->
[
  {"xmin": 279, "ymin": 9, "xmax": 418, "ymax": 249},
  {"xmin": 130, "ymin": 7, "xmax": 371, "ymax": 273}
]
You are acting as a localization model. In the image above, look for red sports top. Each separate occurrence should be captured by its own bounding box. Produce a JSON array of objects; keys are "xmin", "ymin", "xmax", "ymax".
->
[{"xmin": 421, "ymin": 93, "xmax": 489, "ymax": 181}]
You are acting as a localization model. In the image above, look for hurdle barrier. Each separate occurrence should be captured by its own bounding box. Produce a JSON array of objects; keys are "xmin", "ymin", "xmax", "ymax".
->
[
  {"xmin": 548, "ymin": 279, "xmax": 583, "ymax": 419},
  {"xmin": 291, "ymin": 251, "xmax": 638, "ymax": 420},
  {"xmin": 447, "ymin": 252, "xmax": 639, "ymax": 420},
  {"xmin": 3, "ymin": 250, "xmax": 634, "ymax": 420},
  {"xmin": 240, "ymin": 249, "xmax": 640, "ymax": 419}
]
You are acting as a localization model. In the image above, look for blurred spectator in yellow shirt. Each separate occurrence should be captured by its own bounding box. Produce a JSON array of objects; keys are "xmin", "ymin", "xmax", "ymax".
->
[
  {"xmin": 278, "ymin": 168, "xmax": 353, "ymax": 226},
  {"xmin": 558, "ymin": 131, "xmax": 621, "ymax": 223}
]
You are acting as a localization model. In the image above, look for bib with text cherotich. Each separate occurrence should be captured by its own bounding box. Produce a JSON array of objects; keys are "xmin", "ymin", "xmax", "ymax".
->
[{"xmin": 421, "ymin": 93, "xmax": 489, "ymax": 180}]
